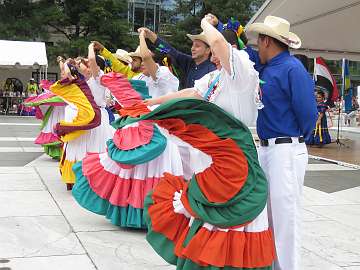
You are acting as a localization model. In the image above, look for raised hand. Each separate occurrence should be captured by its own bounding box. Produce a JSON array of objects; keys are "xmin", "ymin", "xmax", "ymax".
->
[
  {"xmin": 138, "ymin": 27, "xmax": 151, "ymax": 37},
  {"xmin": 91, "ymin": 41, "xmax": 104, "ymax": 51},
  {"xmin": 204, "ymin": 13, "xmax": 218, "ymax": 26},
  {"xmin": 138, "ymin": 28, "xmax": 146, "ymax": 39},
  {"xmin": 64, "ymin": 65, "xmax": 75, "ymax": 81},
  {"xmin": 137, "ymin": 27, "xmax": 157, "ymax": 43}
]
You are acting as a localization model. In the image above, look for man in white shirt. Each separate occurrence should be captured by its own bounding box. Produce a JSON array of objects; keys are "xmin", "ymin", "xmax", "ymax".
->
[{"xmin": 131, "ymin": 29, "xmax": 179, "ymax": 98}]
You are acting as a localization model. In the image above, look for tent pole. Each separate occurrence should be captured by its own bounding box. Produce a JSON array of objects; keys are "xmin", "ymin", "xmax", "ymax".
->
[{"xmin": 336, "ymin": 58, "xmax": 345, "ymax": 147}]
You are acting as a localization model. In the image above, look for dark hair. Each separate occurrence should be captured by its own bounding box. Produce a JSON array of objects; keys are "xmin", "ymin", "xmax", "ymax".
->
[
  {"xmin": 240, "ymin": 31, "xmax": 248, "ymax": 45},
  {"xmin": 153, "ymin": 52, "xmax": 164, "ymax": 65},
  {"xmin": 294, "ymin": 54, "xmax": 309, "ymax": 71},
  {"xmin": 222, "ymin": 29, "xmax": 240, "ymax": 49},
  {"xmin": 67, "ymin": 63, "xmax": 83, "ymax": 79},
  {"xmin": 259, "ymin": 34, "xmax": 289, "ymax": 50},
  {"xmin": 317, "ymin": 90, "xmax": 325, "ymax": 98},
  {"xmin": 95, "ymin": 55, "xmax": 105, "ymax": 71}
]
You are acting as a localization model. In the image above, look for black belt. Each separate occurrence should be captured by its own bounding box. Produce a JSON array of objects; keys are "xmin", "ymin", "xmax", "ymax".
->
[{"xmin": 260, "ymin": 137, "xmax": 304, "ymax": 147}]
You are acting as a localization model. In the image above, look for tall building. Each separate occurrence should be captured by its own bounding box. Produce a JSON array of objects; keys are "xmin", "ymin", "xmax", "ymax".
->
[{"xmin": 127, "ymin": 0, "xmax": 177, "ymax": 34}]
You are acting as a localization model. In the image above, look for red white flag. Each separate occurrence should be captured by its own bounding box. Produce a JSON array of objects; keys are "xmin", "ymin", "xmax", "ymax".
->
[{"xmin": 314, "ymin": 57, "xmax": 340, "ymax": 102}]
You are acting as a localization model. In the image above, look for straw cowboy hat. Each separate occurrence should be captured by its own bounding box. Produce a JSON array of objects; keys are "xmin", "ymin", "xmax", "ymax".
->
[
  {"xmin": 246, "ymin": 16, "xmax": 301, "ymax": 49},
  {"xmin": 186, "ymin": 32, "xmax": 209, "ymax": 45},
  {"xmin": 113, "ymin": 49, "xmax": 132, "ymax": 64},
  {"xmin": 129, "ymin": 46, "xmax": 155, "ymax": 59},
  {"xmin": 128, "ymin": 46, "xmax": 142, "ymax": 59}
]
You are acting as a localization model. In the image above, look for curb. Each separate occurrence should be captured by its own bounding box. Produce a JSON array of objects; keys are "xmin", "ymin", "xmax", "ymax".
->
[{"xmin": 309, "ymin": 154, "xmax": 360, "ymax": 170}]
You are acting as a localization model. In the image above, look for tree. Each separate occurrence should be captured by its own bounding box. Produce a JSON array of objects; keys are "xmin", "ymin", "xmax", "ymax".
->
[
  {"xmin": 0, "ymin": 0, "xmax": 46, "ymax": 41},
  {"xmin": 0, "ymin": 0, "xmax": 137, "ymax": 62},
  {"xmin": 202, "ymin": 0, "xmax": 265, "ymax": 24},
  {"xmin": 163, "ymin": 0, "xmax": 265, "ymax": 52},
  {"xmin": 0, "ymin": 0, "xmax": 265, "ymax": 63}
]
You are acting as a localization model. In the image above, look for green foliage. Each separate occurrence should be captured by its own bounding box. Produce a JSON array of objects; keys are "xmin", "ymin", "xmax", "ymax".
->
[
  {"xmin": 0, "ymin": 0, "xmax": 137, "ymax": 63},
  {"xmin": 164, "ymin": 0, "xmax": 265, "ymax": 53},
  {"xmin": 203, "ymin": 0, "xmax": 265, "ymax": 23},
  {"xmin": 0, "ymin": 0, "xmax": 47, "ymax": 41},
  {"xmin": 0, "ymin": 0, "xmax": 264, "ymax": 64}
]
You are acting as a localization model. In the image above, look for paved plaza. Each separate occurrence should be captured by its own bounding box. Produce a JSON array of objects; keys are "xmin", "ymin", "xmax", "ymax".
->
[{"xmin": 0, "ymin": 116, "xmax": 359, "ymax": 270}]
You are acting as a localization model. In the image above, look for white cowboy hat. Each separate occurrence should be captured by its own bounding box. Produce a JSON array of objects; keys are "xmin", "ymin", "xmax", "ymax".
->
[
  {"xmin": 246, "ymin": 16, "xmax": 301, "ymax": 49},
  {"xmin": 113, "ymin": 49, "xmax": 132, "ymax": 64},
  {"xmin": 128, "ymin": 46, "xmax": 142, "ymax": 59},
  {"xmin": 186, "ymin": 32, "xmax": 209, "ymax": 46}
]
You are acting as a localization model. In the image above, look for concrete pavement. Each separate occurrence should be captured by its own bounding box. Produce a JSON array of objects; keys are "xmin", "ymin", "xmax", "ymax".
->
[{"xmin": 0, "ymin": 116, "xmax": 360, "ymax": 270}]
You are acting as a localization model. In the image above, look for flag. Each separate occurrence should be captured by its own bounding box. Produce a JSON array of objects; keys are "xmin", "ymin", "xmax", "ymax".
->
[
  {"xmin": 314, "ymin": 57, "xmax": 340, "ymax": 104},
  {"xmin": 342, "ymin": 58, "xmax": 352, "ymax": 113},
  {"xmin": 342, "ymin": 58, "xmax": 351, "ymax": 96}
]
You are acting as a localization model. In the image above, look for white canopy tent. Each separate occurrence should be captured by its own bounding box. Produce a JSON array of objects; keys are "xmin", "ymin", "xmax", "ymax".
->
[
  {"xmin": 246, "ymin": 0, "xmax": 360, "ymax": 61},
  {"xmin": 0, "ymin": 40, "xmax": 48, "ymax": 79}
]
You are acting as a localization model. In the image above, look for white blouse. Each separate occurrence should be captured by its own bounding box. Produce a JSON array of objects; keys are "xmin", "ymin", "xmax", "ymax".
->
[
  {"xmin": 133, "ymin": 65, "xmax": 179, "ymax": 98},
  {"xmin": 87, "ymin": 70, "xmax": 108, "ymax": 108},
  {"xmin": 194, "ymin": 44, "xmax": 259, "ymax": 127}
]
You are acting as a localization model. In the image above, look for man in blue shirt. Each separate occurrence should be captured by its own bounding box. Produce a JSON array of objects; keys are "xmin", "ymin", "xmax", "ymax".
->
[
  {"xmin": 138, "ymin": 27, "xmax": 216, "ymax": 88},
  {"xmin": 246, "ymin": 16, "xmax": 317, "ymax": 270}
]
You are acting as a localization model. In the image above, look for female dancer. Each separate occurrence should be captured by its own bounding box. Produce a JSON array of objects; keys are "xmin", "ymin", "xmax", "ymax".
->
[
  {"xmin": 141, "ymin": 15, "xmax": 275, "ymax": 270},
  {"xmin": 24, "ymin": 80, "xmax": 65, "ymax": 160},
  {"xmin": 306, "ymin": 90, "xmax": 332, "ymax": 145},
  {"xmin": 52, "ymin": 44, "xmax": 114, "ymax": 189}
]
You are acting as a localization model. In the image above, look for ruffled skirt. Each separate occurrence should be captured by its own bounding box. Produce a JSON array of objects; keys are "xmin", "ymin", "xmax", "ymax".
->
[
  {"xmin": 72, "ymin": 126, "xmax": 184, "ymax": 228},
  {"xmin": 60, "ymin": 108, "xmax": 115, "ymax": 183}
]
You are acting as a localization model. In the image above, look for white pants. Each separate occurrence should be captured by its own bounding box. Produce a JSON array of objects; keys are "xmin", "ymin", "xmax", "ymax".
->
[{"xmin": 258, "ymin": 138, "xmax": 308, "ymax": 270}]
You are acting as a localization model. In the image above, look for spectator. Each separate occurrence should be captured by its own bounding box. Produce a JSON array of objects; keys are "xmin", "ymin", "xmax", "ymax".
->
[
  {"xmin": 345, "ymin": 95, "xmax": 359, "ymax": 126},
  {"xmin": 26, "ymin": 78, "xmax": 38, "ymax": 97},
  {"xmin": 353, "ymin": 95, "xmax": 360, "ymax": 110}
]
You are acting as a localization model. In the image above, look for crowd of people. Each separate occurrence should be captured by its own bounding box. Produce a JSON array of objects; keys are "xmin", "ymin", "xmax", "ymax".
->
[{"xmin": 24, "ymin": 13, "xmax": 321, "ymax": 270}]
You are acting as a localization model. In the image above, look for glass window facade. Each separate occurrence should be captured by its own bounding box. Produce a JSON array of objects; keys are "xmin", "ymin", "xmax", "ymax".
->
[
  {"xmin": 128, "ymin": 0, "xmax": 161, "ymax": 32},
  {"xmin": 127, "ymin": 0, "xmax": 178, "ymax": 34}
]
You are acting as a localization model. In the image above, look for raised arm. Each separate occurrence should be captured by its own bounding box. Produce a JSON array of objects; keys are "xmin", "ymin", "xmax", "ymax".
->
[
  {"xmin": 138, "ymin": 29, "xmax": 158, "ymax": 81},
  {"xmin": 143, "ymin": 88, "xmax": 202, "ymax": 106},
  {"xmin": 88, "ymin": 42, "xmax": 100, "ymax": 78},
  {"xmin": 138, "ymin": 27, "xmax": 158, "ymax": 44},
  {"xmin": 57, "ymin": 56, "xmax": 75, "ymax": 80},
  {"xmin": 138, "ymin": 27, "xmax": 192, "ymax": 73},
  {"xmin": 206, "ymin": 13, "xmax": 224, "ymax": 32},
  {"xmin": 201, "ymin": 15, "xmax": 231, "ymax": 74},
  {"xmin": 93, "ymin": 41, "xmax": 138, "ymax": 79},
  {"xmin": 57, "ymin": 56, "xmax": 66, "ymax": 79}
]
